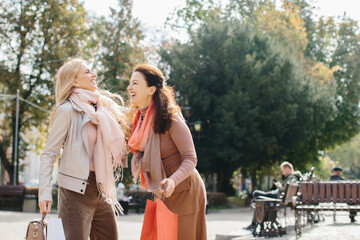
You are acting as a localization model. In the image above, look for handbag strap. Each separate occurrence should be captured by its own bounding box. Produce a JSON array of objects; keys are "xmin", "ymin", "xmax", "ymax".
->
[
  {"xmin": 41, "ymin": 213, "xmax": 48, "ymax": 237},
  {"xmin": 41, "ymin": 213, "xmax": 46, "ymax": 222}
]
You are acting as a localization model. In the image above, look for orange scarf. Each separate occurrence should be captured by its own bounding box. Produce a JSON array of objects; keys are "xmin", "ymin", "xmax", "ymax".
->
[{"xmin": 128, "ymin": 101, "xmax": 156, "ymax": 188}]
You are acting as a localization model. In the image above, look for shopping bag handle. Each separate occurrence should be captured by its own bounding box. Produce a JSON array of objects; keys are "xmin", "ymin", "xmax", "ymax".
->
[{"xmin": 161, "ymin": 190, "xmax": 167, "ymax": 205}]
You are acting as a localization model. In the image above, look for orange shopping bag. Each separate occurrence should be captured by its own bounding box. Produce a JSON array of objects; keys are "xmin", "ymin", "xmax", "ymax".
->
[{"xmin": 140, "ymin": 198, "xmax": 178, "ymax": 240}]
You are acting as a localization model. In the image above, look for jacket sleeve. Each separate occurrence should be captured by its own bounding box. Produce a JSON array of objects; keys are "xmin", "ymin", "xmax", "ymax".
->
[
  {"xmin": 168, "ymin": 115, "xmax": 198, "ymax": 186},
  {"xmin": 38, "ymin": 103, "xmax": 73, "ymax": 202},
  {"xmin": 278, "ymin": 183, "xmax": 285, "ymax": 193},
  {"xmin": 279, "ymin": 174, "xmax": 296, "ymax": 193}
]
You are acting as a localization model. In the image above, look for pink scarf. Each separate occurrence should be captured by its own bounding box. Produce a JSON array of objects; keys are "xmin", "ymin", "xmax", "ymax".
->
[{"xmin": 70, "ymin": 89, "xmax": 127, "ymax": 213}]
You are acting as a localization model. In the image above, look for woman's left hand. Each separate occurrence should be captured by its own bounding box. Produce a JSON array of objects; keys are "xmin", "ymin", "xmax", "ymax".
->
[{"xmin": 160, "ymin": 178, "xmax": 176, "ymax": 198}]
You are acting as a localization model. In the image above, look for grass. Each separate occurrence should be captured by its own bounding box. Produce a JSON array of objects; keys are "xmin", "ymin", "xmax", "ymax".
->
[
  {"xmin": 207, "ymin": 196, "xmax": 250, "ymax": 210},
  {"xmin": 228, "ymin": 196, "xmax": 249, "ymax": 207}
]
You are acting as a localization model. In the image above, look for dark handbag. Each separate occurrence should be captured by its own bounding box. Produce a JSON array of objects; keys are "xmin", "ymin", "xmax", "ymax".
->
[{"xmin": 25, "ymin": 213, "xmax": 47, "ymax": 240}]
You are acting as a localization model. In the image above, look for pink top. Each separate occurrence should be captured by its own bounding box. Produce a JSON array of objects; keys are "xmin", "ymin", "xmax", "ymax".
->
[
  {"xmin": 86, "ymin": 122, "xmax": 97, "ymax": 171},
  {"xmin": 140, "ymin": 108, "xmax": 198, "ymax": 186}
]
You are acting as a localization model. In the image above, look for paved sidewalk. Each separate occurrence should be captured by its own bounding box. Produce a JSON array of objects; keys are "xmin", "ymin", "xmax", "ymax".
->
[
  {"xmin": 2, "ymin": 207, "xmax": 251, "ymax": 240},
  {"xmin": 0, "ymin": 207, "xmax": 359, "ymax": 239}
]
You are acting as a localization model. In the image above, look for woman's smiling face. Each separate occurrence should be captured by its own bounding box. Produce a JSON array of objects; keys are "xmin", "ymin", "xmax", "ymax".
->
[
  {"xmin": 127, "ymin": 71, "xmax": 155, "ymax": 109},
  {"xmin": 74, "ymin": 64, "xmax": 98, "ymax": 92}
]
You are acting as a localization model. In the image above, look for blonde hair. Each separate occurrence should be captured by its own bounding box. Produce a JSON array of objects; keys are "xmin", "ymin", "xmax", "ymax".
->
[{"xmin": 49, "ymin": 58, "xmax": 130, "ymax": 135}]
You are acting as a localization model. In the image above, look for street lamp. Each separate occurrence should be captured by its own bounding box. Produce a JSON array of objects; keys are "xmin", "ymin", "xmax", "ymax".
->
[
  {"xmin": 182, "ymin": 105, "xmax": 202, "ymax": 137},
  {"xmin": 182, "ymin": 106, "xmax": 192, "ymax": 118},
  {"xmin": 194, "ymin": 120, "xmax": 202, "ymax": 132}
]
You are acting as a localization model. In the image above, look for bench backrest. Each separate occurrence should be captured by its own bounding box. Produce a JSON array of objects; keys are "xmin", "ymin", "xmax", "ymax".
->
[
  {"xmin": 300, "ymin": 181, "xmax": 360, "ymax": 204},
  {"xmin": 0, "ymin": 185, "xmax": 25, "ymax": 196},
  {"xmin": 282, "ymin": 182, "xmax": 299, "ymax": 205}
]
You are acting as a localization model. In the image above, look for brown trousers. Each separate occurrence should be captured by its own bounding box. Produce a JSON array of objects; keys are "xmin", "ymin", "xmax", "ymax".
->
[
  {"xmin": 162, "ymin": 166, "xmax": 207, "ymax": 240},
  {"xmin": 58, "ymin": 172, "xmax": 118, "ymax": 240}
]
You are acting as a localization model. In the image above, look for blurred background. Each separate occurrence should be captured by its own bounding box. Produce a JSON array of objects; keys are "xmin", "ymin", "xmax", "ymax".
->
[{"xmin": 1, "ymin": 0, "xmax": 360, "ymax": 211}]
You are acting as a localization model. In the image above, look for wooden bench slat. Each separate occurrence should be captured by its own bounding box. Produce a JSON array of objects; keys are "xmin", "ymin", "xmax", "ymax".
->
[
  {"xmin": 301, "ymin": 183, "xmax": 308, "ymax": 204},
  {"xmin": 319, "ymin": 183, "xmax": 325, "ymax": 202},
  {"xmin": 326, "ymin": 183, "xmax": 331, "ymax": 202},
  {"xmin": 339, "ymin": 183, "xmax": 344, "ymax": 203},
  {"xmin": 332, "ymin": 183, "xmax": 338, "ymax": 203},
  {"xmin": 345, "ymin": 183, "xmax": 351, "ymax": 204},
  {"xmin": 307, "ymin": 182, "xmax": 313, "ymax": 204},
  {"xmin": 313, "ymin": 183, "xmax": 319, "ymax": 204},
  {"xmin": 351, "ymin": 183, "xmax": 357, "ymax": 204}
]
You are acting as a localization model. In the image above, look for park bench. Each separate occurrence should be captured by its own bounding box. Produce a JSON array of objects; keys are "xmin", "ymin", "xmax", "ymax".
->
[
  {"xmin": 294, "ymin": 181, "xmax": 360, "ymax": 238},
  {"xmin": 252, "ymin": 182, "xmax": 299, "ymax": 237},
  {"xmin": 0, "ymin": 185, "xmax": 25, "ymax": 211}
]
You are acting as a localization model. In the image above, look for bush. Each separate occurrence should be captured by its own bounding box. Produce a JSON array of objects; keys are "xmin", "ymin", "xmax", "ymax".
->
[
  {"xmin": 207, "ymin": 192, "xmax": 228, "ymax": 206},
  {"xmin": 125, "ymin": 190, "xmax": 229, "ymax": 208},
  {"xmin": 24, "ymin": 186, "xmax": 39, "ymax": 196},
  {"xmin": 125, "ymin": 190, "xmax": 154, "ymax": 202}
]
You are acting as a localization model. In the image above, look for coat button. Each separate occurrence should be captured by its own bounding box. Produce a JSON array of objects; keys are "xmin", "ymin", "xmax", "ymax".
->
[
  {"xmin": 82, "ymin": 182, "xmax": 85, "ymax": 185},
  {"xmin": 80, "ymin": 189, "xmax": 83, "ymax": 193}
]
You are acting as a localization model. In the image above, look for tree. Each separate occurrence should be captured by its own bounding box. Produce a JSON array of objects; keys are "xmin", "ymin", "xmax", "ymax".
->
[
  {"xmin": 321, "ymin": 17, "xmax": 360, "ymax": 148},
  {"xmin": 327, "ymin": 133, "xmax": 360, "ymax": 179},
  {"xmin": 160, "ymin": 19, "xmax": 336, "ymax": 194},
  {"xmin": 92, "ymin": 0, "xmax": 145, "ymax": 96},
  {"xmin": 162, "ymin": 0, "xmax": 360, "ymax": 193},
  {"xmin": 0, "ymin": 0, "xmax": 88, "ymax": 184}
]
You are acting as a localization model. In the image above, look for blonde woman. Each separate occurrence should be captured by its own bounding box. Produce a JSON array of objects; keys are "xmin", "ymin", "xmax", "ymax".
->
[{"xmin": 38, "ymin": 59, "xmax": 128, "ymax": 240}]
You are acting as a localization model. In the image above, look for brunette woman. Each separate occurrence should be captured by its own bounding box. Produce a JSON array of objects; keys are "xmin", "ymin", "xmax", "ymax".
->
[
  {"xmin": 38, "ymin": 59, "xmax": 128, "ymax": 240},
  {"xmin": 127, "ymin": 64, "xmax": 207, "ymax": 240}
]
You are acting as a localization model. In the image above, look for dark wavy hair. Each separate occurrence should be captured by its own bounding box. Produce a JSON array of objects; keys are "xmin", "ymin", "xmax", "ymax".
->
[{"xmin": 132, "ymin": 64, "xmax": 181, "ymax": 134}]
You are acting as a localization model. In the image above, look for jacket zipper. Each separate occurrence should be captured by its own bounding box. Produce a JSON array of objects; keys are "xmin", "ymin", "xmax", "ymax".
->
[{"xmin": 58, "ymin": 171, "xmax": 89, "ymax": 184}]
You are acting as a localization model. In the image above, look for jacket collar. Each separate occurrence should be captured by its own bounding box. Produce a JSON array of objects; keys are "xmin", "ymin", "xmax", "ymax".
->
[{"xmin": 68, "ymin": 99, "xmax": 83, "ymax": 112}]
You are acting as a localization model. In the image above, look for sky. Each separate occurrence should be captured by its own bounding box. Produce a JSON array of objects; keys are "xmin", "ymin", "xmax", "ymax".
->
[{"xmin": 83, "ymin": 0, "xmax": 360, "ymax": 44}]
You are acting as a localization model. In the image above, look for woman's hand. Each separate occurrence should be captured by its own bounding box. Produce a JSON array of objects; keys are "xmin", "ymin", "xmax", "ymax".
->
[
  {"xmin": 160, "ymin": 178, "xmax": 176, "ymax": 198},
  {"xmin": 39, "ymin": 200, "xmax": 52, "ymax": 214}
]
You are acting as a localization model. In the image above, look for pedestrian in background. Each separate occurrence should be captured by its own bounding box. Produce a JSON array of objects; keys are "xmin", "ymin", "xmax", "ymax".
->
[
  {"xmin": 328, "ymin": 166, "xmax": 356, "ymax": 223},
  {"xmin": 38, "ymin": 58, "xmax": 129, "ymax": 240}
]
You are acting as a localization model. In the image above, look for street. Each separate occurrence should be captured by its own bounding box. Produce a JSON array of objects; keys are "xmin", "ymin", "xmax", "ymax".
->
[{"xmin": 0, "ymin": 207, "xmax": 359, "ymax": 240}]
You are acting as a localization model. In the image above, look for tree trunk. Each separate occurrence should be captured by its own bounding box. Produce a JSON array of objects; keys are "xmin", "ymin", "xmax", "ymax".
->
[
  {"xmin": 251, "ymin": 167, "xmax": 257, "ymax": 191},
  {"xmin": 0, "ymin": 144, "xmax": 14, "ymax": 184},
  {"xmin": 241, "ymin": 168, "xmax": 246, "ymax": 192},
  {"xmin": 217, "ymin": 166, "xmax": 224, "ymax": 193},
  {"xmin": 216, "ymin": 164, "xmax": 236, "ymax": 195}
]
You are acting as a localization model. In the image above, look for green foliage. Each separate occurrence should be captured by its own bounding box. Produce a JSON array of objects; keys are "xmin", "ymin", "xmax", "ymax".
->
[
  {"xmin": 327, "ymin": 134, "xmax": 360, "ymax": 179},
  {"xmin": 312, "ymin": 156, "xmax": 332, "ymax": 180},
  {"xmin": 92, "ymin": 0, "xmax": 145, "ymax": 96},
  {"xmin": 160, "ymin": 19, "xmax": 336, "ymax": 194},
  {"xmin": 0, "ymin": 0, "xmax": 89, "ymax": 184},
  {"xmin": 0, "ymin": 0, "xmax": 145, "ymax": 184},
  {"xmin": 163, "ymin": 0, "xmax": 360, "ymax": 193},
  {"xmin": 321, "ymin": 17, "xmax": 360, "ymax": 148}
]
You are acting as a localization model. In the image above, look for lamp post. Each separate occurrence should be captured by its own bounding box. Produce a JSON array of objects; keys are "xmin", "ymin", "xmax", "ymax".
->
[
  {"xmin": 182, "ymin": 105, "xmax": 202, "ymax": 138},
  {"xmin": 14, "ymin": 90, "xmax": 20, "ymax": 185}
]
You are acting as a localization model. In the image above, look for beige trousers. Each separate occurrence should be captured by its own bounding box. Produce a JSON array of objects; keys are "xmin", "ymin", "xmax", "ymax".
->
[{"xmin": 58, "ymin": 171, "xmax": 118, "ymax": 240}]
